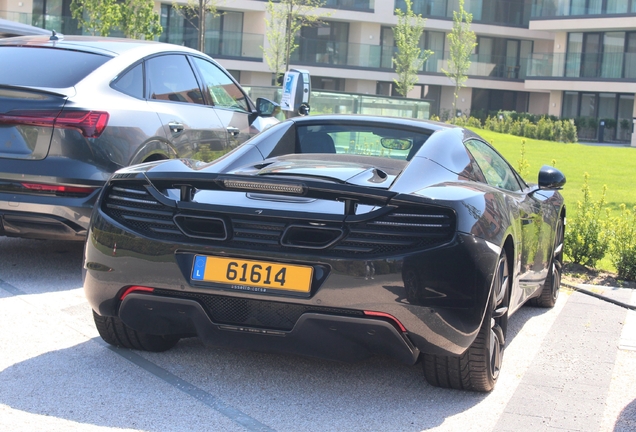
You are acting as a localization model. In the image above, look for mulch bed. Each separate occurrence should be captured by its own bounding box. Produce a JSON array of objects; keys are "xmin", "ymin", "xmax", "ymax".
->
[{"xmin": 563, "ymin": 262, "xmax": 636, "ymax": 289}]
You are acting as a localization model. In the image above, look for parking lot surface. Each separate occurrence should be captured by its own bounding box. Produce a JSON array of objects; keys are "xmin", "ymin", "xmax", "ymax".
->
[{"xmin": 1, "ymin": 237, "xmax": 634, "ymax": 431}]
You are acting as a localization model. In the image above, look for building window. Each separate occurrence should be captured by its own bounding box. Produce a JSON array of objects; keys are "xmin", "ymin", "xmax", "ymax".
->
[
  {"xmin": 471, "ymin": 89, "xmax": 529, "ymax": 115},
  {"xmin": 311, "ymin": 77, "xmax": 345, "ymax": 91},
  {"xmin": 562, "ymin": 92, "xmax": 579, "ymax": 119},
  {"xmin": 295, "ymin": 20, "xmax": 349, "ymax": 65},
  {"xmin": 476, "ymin": 36, "xmax": 532, "ymax": 79},
  {"xmin": 32, "ymin": 0, "xmax": 78, "ymax": 35},
  {"xmin": 396, "ymin": 0, "xmax": 529, "ymax": 27},
  {"xmin": 566, "ymin": 31, "xmax": 636, "ymax": 79},
  {"xmin": 533, "ymin": 0, "xmax": 636, "ymax": 16},
  {"xmin": 380, "ymin": 26, "xmax": 445, "ymax": 72},
  {"xmin": 561, "ymin": 92, "xmax": 635, "ymax": 142},
  {"xmin": 160, "ymin": 6, "xmax": 244, "ymax": 57}
]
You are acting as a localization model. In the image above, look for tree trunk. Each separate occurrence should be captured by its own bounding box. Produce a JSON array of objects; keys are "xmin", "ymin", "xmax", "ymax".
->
[
  {"xmin": 284, "ymin": 5, "xmax": 292, "ymax": 72},
  {"xmin": 199, "ymin": 0, "xmax": 206, "ymax": 53}
]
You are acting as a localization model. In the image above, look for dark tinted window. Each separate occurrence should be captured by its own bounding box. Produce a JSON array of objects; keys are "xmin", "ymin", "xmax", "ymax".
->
[
  {"xmin": 112, "ymin": 63, "xmax": 144, "ymax": 99},
  {"xmin": 0, "ymin": 47, "xmax": 110, "ymax": 88},
  {"xmin": 465, "ymin": 139, "xmax": 522, "ymax": 192},
  {"xmin": 297, "ymin": 124, "xmax": 429, "ymax": 161},
  {"xmin": 146, "ymin": 54, "xmax": 204, "ymax": 105}
]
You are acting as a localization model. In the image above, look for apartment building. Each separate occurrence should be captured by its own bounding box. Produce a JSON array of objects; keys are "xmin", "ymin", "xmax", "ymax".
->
[{"xmin": 1, "ymin": 0, "xmax": 635, "ymax": 145}]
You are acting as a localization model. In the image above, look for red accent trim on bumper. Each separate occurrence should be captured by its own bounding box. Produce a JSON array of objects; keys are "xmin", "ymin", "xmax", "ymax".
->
[
  {"xmin": 120, "ymin": 286, "xmax": 155, "ymax": 300},
  {"xmin": 363, "ymin": 310, "xmax": 407, "ymax": 332}
]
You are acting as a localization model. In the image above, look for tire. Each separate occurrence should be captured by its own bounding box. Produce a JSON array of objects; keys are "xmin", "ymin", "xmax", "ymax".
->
[
  {"xmin": 423, "ymin": 252, "xmax": 510, "ymax": 392},
  {"xmin": 93, "ymin": 310, "xmax": 179, "ymax": 352},
  {"xmin": 532, "ymin": 218, "xmax": 563, "ymax": 308}
]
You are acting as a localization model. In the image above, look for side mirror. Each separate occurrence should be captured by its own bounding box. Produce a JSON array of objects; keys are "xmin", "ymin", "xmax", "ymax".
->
[
  {"xmin": 255, "ymin": 97, "xmax": 279, "ymax": 117},
  {"xmin": 538, "ymin": 165, "xmax": 566, "ymax": 190}
]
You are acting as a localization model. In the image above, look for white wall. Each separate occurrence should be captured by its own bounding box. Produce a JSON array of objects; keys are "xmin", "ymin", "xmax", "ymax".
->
[
  {"xmin": 345, "ymin": 79, "xmax": 376, "ymax": 94},
  {"xmin": 440, "ymin": 86, "xmax": 471, "ymax": 116},
  {"xmin": 548, "ymin": 90, "xmax": 562, "ymax": 117},
  {"xmin": 528, "ymin": 92, "xmax": 550, "ymax": 115}
]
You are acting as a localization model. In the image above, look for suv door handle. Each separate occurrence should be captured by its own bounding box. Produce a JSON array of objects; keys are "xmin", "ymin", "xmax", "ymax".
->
[
  {"xmin": 227, "ymin": 127, "xmax": 240, "ymax": 137},
  {"xmin": 168, "ymin": 122, "xmax": 184, "ymax": 134}
]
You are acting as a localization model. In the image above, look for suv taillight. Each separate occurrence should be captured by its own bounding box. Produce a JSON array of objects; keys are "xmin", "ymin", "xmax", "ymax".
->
[{"xmin": 0, "ymin": 110, "xmax": 109, "ymax": 138}]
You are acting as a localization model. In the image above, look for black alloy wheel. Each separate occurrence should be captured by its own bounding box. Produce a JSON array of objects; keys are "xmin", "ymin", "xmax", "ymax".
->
[{"xmin": 423, "ymin": 251, "xmax": 510, "ymax": 392}]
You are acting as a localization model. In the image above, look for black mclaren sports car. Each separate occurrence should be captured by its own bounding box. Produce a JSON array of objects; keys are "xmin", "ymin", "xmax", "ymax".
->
[{"xmin": 83, "ymin": 115, "xmax": 566, "ymax": 392}]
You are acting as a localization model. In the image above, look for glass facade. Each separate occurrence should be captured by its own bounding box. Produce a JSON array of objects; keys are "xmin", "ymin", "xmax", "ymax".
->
[
  {"xmin": 395, "ymin": 0, "xmax": 532, "ymax": 27},
  {"xmin": 159, "ymin": 8, "xmax": 262, "ymax": 59},
  {"xmin": 294, "ymin": 21, "xmax": 350, "ymax": 65},
  {"xmin": 561, "ymin": 92, "xmax": 634, "ymax": 142},
  {"xmin": 476, "ymin": 37, "xmax": 533, "ymax": 79},
  {"xmin": 471, "ymin": 88, "xmax": 530, "ymax": 113},
  {"xmin": 31, "ymin": 0, "xmax": 78, "ymax": 35},
  {"xmin": 380, "ymin": 27, "xmax": 445, "ymax": 72},
  {"xmin": 531, "ymin": 0, "xmax": 636, "ymax": 17},
  {"xmin": 323, "ymin": 0, "xmax": 375, "ymax": 11},
  {"xmin": 531, "ymin": 31, "xmax": 636, "ymax": 80}
]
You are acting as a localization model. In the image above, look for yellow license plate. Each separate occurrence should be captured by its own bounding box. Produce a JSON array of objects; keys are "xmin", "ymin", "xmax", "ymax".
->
[{"xmin": 192, "ymin": 255, "xmax": 313, "ymax": 293}]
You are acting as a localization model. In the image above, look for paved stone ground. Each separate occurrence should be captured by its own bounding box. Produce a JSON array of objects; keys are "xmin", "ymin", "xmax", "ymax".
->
[
  {"xmin": 494, "ymin": 289, "xmax": 633, "ymax": 432},
  {"xmin": 1, "ymin": 237, "xmax": 635, "ymax": 431}
]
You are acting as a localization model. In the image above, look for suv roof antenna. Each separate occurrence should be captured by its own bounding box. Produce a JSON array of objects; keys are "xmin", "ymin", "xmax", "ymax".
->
[{"xmin": 50, "ymin": 30, "xmax": 59, "ymax": 41}]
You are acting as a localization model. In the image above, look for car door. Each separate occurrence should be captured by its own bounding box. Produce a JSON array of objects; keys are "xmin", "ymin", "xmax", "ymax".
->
[
  {"xmin": 464, "ymin": 139, "xmax": 548, "ymax": 303},
  {"xmin": 144, "ymin": 54, "xmax": 227, "ymax": 161},
  {"xmin": 189, "ymin": 56, "xmax": 255, "ymax": 151}
]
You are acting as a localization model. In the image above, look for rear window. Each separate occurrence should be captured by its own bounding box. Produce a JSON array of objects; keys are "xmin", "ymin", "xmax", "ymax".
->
[
  {"xmin": 297, "ymin": 124, "xmax": 431, "ymax": 161},
  {"xmin": 0, "ymin": 46, "xmax": 111, "ymax": 88}
]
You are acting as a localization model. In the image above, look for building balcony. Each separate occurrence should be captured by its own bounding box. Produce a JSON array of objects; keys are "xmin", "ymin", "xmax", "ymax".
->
[
  {"xmin": 260, "ymin": 0, "xmax": 374, "ymax": 12},
  {"xmin": 0, "ymin": 10, "xmax": 30, "ymax": 24},
  {"xmin": 527, "ymin": 52, "xmax": 636, "ymax": 80},
  {"xmin": 530, "ymin": 0, "xmax": 636, "ymax": 18},
  {"xmin": 323, "ymin": 0, "xmax": 375, "ymax": 11},
  {"xmin": 394, "ymin": 0, "xmax": 532, "ymax": 28},
  {"xmin": 160, "ymin": 28, "xmax": 264, "ymax": 60},
  {"xmin": 292, "ymin": 37, "xmax": 529, "ymax": 80}
]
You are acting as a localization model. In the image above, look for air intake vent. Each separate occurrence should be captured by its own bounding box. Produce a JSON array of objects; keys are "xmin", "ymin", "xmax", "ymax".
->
[
  {"xmin": 334, "ymin": 207, "xmax": 455, "ymax": 254},
  {"xmin": 102, "ymin": 182, "xmax": 183, "ymax": 240},
  {"xmin": 174, "ymin": 215, "xmax": 228, "ymax": 240},
  {"xmin": 103, "ymin": 185, "xmax": 455, "ymax": 256},
  {"xmin": 281, "ymin": 225, "xmax": 343, "ymax": 249}
]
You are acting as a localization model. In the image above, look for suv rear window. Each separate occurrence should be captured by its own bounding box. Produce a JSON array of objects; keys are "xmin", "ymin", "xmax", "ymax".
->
[{"xmin": 0, "ymin": 46, "xmax": 110, "ymax": 88}]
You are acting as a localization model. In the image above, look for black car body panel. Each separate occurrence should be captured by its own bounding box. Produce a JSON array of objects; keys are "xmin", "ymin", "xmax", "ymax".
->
[{"xmin": 84, "ymin": 115, "xmax": 566, "ymax": 373}]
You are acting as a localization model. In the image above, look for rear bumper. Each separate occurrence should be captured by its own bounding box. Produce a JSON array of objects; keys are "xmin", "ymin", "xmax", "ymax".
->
[
  {"xmin": 0, "ymin": 154, "xmax": 112, "ymax": 240},
  {"xmin": 0, "ymin": 193, "xmax": 98, "ymax": 240},
  {"xmin": 119, "ymin": 293, "xmax": 420, "ymax": 365},
  {"xmin": 84, "ymin": 207, "xmax": 501, "ymax": 361}
]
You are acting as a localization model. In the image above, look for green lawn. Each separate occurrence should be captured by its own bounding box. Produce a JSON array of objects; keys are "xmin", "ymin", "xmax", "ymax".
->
[
  {"xmin": 469, "ymin": 128, "xmax": 636, "ymax": 215},
  {"xmin": 468, "ymin": 128, "xmax": 636, "ymax": 273}
]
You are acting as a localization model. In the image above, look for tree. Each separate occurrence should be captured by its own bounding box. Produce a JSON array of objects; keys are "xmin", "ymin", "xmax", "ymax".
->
[
  {"xmin": 120, "ymin": 0, "xmax": 162, "ymax": 40},
  {"xmin": 173, "ymin": 0, "xmax": 220, "ymax": 53},
  {"xmin": 392, "ymin": 0, "xmax": 432, "ymax": 97},
  {"xmin": 70, "ymin": 0, "xmax": 121, "ymax": 36},
  {"xmin": 443, "ymin": 0, "xmax": 477, "ymax": 115},
  {"xmin": 263, "ymin": 0, "xmax": 326, "ymax": 84}
]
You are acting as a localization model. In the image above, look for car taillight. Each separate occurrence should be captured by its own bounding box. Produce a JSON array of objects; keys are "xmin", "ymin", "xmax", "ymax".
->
[
  {"xmin": 21, "ymin": 182, "xmax": 97, "ymax": 196},
  {"xmin": 0, "ymin": 109, "xmax": 109, "ymax": 138}
]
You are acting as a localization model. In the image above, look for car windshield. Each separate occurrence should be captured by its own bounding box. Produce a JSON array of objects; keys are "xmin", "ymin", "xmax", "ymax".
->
[
  {"xmin": 296, "ymin": 123, "xmax": 430, "ymax": 161},
  {"xmin": 0, "ymin": 46, "xmax": 110, "ymax": 88}
]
